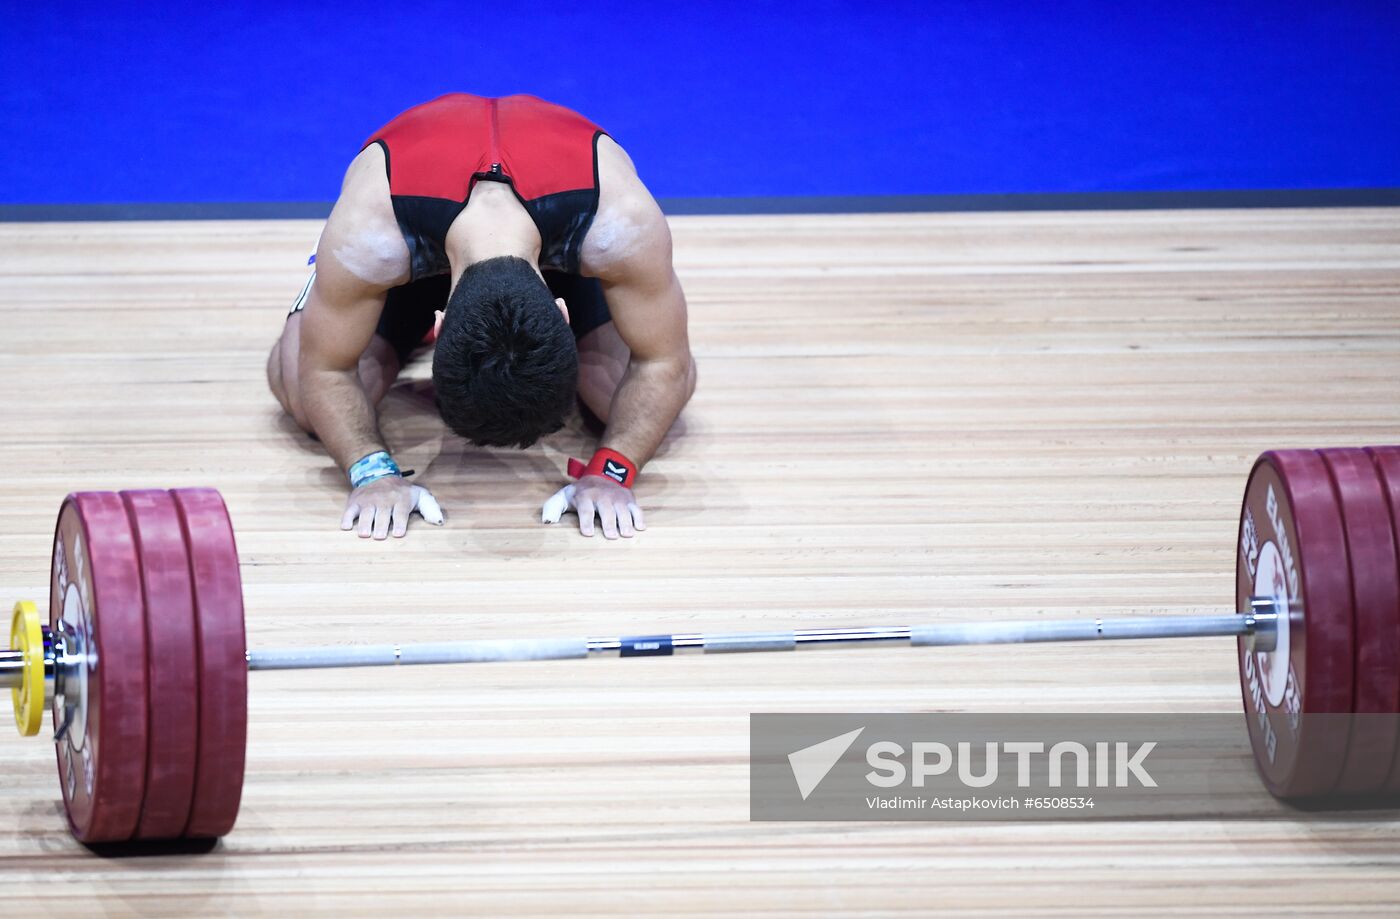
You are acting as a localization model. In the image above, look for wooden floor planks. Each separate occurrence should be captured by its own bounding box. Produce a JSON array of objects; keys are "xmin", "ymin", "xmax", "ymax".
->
[{"xmin": 0, "ymin": 208, "xmax": 1398, "ymax": 914}]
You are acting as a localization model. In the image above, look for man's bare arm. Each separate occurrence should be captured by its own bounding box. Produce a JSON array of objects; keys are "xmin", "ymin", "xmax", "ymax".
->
[
  {"xmin": 599, "ymin": 252, "xmax": 696, "ymax": 468},
  {"xmin": 295, "ymin": 165, "xmax": 441, "ymax": 539},
  {"xmin": 299, "ymin": 253, "xmax": 441, "ymax": 538},
  {"xmin": 298, "ymin": 145, "xmax": 412, "ymax": 472},
  {"xmin": 585, "ymin": 137, "xmax": 696, "ymax": 469},
  {"xmin": 298, "ymin": 257, "xmax": 393, "ymax": 471},
  {"xmin": 556, "ymin": 203, "xmax": 694, "ymax": 538}
]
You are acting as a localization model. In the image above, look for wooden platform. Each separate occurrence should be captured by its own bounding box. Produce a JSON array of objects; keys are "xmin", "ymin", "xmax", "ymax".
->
[{"xmin": 1, "ymin": 208, "xmax": 1399, "ymax": 915}]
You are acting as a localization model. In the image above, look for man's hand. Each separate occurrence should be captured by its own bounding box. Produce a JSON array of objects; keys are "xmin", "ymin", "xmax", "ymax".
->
[
  {"xmin": 341, "ymin": 477, "xmax": 444, "ymax": 539},
  {"xmin": 540, "ymin": 475, "xmax": 645, "ymax": 539}
]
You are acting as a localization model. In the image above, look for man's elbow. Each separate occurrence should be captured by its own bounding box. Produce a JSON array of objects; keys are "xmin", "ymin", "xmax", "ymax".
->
[
  {"xmin": 659, "ymin": 353, "xmax": 697, "ymax": 404},
  {"xmin": 634, "ymin": 351, "xmax": 696, "ymax": 407}
]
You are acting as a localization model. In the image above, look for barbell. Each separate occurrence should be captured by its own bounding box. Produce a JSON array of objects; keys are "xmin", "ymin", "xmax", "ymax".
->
[{"xmin": 6, "ymin": 446, "xmax": 1400, "ymax": 845}]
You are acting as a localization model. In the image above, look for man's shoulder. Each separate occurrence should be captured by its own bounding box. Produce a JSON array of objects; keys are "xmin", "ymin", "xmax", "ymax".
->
[
  {"xmin": 582, "ymin": 138, "xmax": 671, "ymax": 281},
  {"xmin": 318, "ymin": 146, "xmax": 411, "ymax": 292}
]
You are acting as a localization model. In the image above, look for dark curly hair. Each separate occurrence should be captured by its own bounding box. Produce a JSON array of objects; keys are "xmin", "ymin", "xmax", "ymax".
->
[{"xmin": 431, "ymin": 256, "xmax": 578, "ymax": 448}]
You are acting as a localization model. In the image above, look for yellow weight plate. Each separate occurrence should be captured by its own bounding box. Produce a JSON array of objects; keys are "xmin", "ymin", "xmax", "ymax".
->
[{"xmin": 11, "ymin": 601, "xmax": 43, "ymax": 736}]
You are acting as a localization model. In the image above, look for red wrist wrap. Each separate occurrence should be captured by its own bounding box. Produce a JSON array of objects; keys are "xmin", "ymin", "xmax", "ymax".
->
[{"xmin": 567, "ymin": 448, "xmax": 638, "ymax": 488}]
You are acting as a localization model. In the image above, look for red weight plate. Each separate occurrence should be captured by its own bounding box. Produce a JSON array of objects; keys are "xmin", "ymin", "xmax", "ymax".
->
[
  {"xmin": 171, "ymin": 488, "xmax": 248, "ymax": 839},
  {"xmin": 120, "ymin": 490, "xmax": 201, "ymax": 840},
  {"xmin": 50, "ymin": 492, "xmax": 149, "ymax": 843},
  {"xmin": 1364, "ymin": 446, "xmax": 1400, "ymax": 794},
  {"xmin": 1318, "ymin": 449, "xmax": 1400, "ymax": 794},
  {"xmin": 1236, "ymin": 450, "xmax": 1354, "ymax": 798}
]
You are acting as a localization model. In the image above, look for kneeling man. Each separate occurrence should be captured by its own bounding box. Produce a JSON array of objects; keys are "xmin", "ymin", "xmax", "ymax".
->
[{"xmin": 267, "ymin": 93, "xmax": 696, "ymax": 541}]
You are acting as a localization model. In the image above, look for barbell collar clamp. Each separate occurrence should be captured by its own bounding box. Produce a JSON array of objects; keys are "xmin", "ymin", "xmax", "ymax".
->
[{"xmin": 2, "ymin": 627, "xmax": 58, "ymax": 692}]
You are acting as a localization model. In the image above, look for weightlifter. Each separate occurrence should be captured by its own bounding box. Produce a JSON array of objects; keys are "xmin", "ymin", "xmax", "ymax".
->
[{"xmin": 266, "ymin": 93, "xmax": 696, "ymax": 540}]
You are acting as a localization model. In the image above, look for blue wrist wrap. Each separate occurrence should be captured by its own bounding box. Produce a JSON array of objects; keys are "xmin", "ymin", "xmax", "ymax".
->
[{"xmin": 349, "ymin": 451, "xmax": 401, "ymax": 489}]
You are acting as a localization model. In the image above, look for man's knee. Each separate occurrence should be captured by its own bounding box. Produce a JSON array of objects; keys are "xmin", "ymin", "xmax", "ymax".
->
[
  {"xmin": 357, "ymin": 334, "xmax": 403, "ymax": 406},
  {"xmin": 267, "ymin": 335, "xmax": 315, "ymax": 432},
  {"xmin": 683, "ymin": 356, "xmax": 697, "ymax": 403},
  {"xmin": 266, "ymin": 342, "xmax": 289, "ymax": 406}
]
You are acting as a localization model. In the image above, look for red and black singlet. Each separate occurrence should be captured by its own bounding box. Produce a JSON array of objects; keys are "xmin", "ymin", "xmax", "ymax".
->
[{"xmin": 363, "ymin": 93, "xmax": 607, "ymax": 279}]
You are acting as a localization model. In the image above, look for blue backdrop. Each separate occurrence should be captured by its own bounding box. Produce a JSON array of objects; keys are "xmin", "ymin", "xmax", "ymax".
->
[{"xmin": 1, "ymin": 1, "xmax": 1397, "ymax": 205}]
